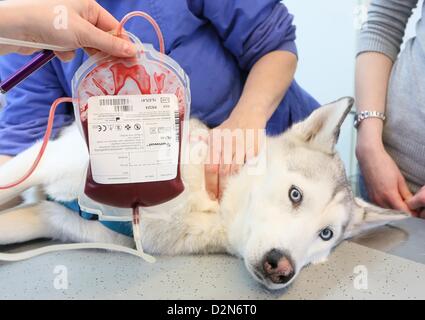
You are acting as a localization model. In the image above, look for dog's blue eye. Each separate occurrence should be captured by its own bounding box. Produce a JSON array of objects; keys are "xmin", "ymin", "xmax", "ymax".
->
[
  {"xmin": 319, "ymin": 228, "xmax": 333, "ymax": 241},
  {"xmin": 288, "ymin": 186, "xmax": 303, "ymax": 204}
]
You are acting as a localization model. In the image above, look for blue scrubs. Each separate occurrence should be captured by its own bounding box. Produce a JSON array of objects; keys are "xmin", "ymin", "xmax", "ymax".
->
[{"xmin": 0, "ymin": 0, "xmax": 319, "ymax": 155}]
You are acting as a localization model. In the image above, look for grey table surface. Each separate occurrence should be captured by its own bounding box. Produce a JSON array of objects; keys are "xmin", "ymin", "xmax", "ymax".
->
[{"xmin": 0, "ymin": 218, "xmax": 424, "ymax": 300}]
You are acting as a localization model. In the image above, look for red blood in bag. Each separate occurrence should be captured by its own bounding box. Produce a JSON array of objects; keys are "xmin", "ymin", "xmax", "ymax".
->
[
  {"xmin": 110, "ymin": 63, "xmax": 151, "ymax": 95},
  {"xmin": 78, "ymin": 60, "xmax": 185, "ymax": 208},
  {"xmin": 154, "ymin": 72, "xmax": 166, "ymax": 93}
]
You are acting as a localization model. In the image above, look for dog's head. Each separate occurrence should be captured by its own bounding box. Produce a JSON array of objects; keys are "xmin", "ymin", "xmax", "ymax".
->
[{"xmin": 229, "ymin": 97, "xmax": 409, "ymax": 290}]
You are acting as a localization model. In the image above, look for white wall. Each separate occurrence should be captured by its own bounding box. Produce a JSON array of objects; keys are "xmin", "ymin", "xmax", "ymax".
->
[
  {"xmin": 285, "ymin": 0, "xmax": 359, "ymax": 103},
  {"xmin": 284, "ymin": 0, "xmax": 359, "ymax": 180}
]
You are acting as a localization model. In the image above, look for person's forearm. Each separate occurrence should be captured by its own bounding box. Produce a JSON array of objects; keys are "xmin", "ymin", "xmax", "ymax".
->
[
  {"xmin": 0, "ymin": 2, "xmax": 25, "ymax": 41},
  {"xmin": 355, "ymin": 52, "xmax": 393, "ymax": 154},
  {"xmin": 228, "ymin": 51, "xmax": 297, "ymax": 128}
]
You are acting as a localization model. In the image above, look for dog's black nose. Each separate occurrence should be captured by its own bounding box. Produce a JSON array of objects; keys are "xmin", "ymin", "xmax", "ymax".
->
[{"xmin": 262, "ymin": 249, "xmax": 295, "ymax": 284}]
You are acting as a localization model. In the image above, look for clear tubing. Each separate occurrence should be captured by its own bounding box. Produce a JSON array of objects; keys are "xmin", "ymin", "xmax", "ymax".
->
[
  {"xmin": 0, "ymin": 242, "xmax": 156, "ymax": 262},
  {"xmin": 132, "ymin": 206, "xmax": 156, "ymax": 263},
  {"xmin": 117, "ymin": 11, "xmax": 165, "ymax": 54},
  {"xmin": 0, "ymin": 36, "xmax": 72, "ymax": 52},
  {"xmin": 0, "ymin": 97, "xmax": 74, "ymax": 189}
]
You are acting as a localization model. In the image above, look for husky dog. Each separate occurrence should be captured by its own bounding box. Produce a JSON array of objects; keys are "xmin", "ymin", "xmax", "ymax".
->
[{"xmin": 0, "ymin": 97, "xmax": 408, "ymax": 290}]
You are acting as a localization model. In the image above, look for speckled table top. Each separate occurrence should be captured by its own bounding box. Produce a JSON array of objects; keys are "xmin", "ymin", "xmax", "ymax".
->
[{"xmin": 0, "ymin": 218, "xmax": 424, "ymax": 300}]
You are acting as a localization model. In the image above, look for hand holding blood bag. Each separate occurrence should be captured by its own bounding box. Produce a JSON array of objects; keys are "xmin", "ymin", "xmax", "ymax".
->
[{"xmin": 71, "ymin": 16, "xmax": 190, "ymax": 210}]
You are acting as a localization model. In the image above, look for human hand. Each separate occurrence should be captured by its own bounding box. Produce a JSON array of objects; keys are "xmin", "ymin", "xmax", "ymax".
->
[
  {"xmin": 356, "ymin": 142, "xmax": 413, "ymax": 214},
  {"xmin": 204, "ymin": 115, "xmax": 265, "ymax": 200},
  {"xmin": 406, "ymin": 186, "xmax": 425, "ymax": 219},
  {"xmin": 0, "ymin": 0, "xmax": 136, "ymax": 60}
]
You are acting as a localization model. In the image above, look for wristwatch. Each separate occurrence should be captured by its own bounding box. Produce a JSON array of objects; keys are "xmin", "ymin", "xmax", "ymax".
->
[{"xmin": 354, "ymin": 111, "xmax": 386, "ymax": 129}]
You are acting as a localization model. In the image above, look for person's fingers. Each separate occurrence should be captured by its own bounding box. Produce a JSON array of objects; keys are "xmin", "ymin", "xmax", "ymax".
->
[
  {"xmin": 364, "ymin": 181, "xmax": 385, "ymax": 208},
  {"xmin": 77, "ymin": 19, "xmax": 136, "ymax": 57},
  {"xmin": 230, "ymin": 133, "xmax": 243, "ymax": 174},
  {"xmin": 230, "ymin": 158, "xmax": 242, "ymax": 176},
  {"xmin": 406, "ymin": 192, "xmax": 425, "ymax": 211},
  {"xmin": 245, "ymin": 129, "xmax": 256, "ymax": 162},
  {"xmin": 419, "ymin": 209, "xmax": 425, "ymax": 219},
  {"xmin": 386, "ymin": 192, "xmax": 413, "ymax": 214},
  {"xmin": 84, "ymin": 48, "xmax": 100, "ymax": 57},
  {"xmin": 224, "ymin": 154, "xmax": 241, "ymax": 199},
  {"xmin": 373, "ymin": 196, "xmax": 390, "ymax": 210},
  {"xmin": 205, "ymin": 163, "xmax": 219, "ymax": 200},
  {"xmin": 205, "ymin": 132, "xmax": 221, "ymax": 200},
  {"xmin": 218, "ymin": 162, "xmax": 231, "ymax": 200},
  {"xmin": 218, "ymin": 139, "xmax": 235, "ymax": 200},
  {"xmin": 54, "ymin": 50, "xmax": 76, "ymax": 61},
  {"xmin": 90, "ymin": 1, "xmax": 121, "ymax": 32},
  {"xmin": 398, "ymin": 174, "xmax": 413, "ymax": 201},
  {"xmin": 208, "ymin": 129, "xmax": 223, "ymax": 168},
  {"xmin": 233, "ymin": 131, "xmax": 246, "ymax": 168}
]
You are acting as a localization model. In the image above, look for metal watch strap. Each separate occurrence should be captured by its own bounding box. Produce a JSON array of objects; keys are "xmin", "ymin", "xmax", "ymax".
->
[{"xmin": 354, "ymin": 111, "xmax": 386, "ymax": 129}]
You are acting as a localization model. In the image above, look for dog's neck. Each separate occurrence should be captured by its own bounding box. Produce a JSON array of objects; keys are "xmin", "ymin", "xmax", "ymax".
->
[{"xmin": 218, "ymin": 136, "xmax": 278, "ymax": 254}]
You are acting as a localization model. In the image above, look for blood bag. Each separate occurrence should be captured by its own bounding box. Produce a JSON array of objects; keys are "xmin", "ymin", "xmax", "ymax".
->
[{"xmin": 71, "ymin": 26, "xmax": 191, "ymax": 219}]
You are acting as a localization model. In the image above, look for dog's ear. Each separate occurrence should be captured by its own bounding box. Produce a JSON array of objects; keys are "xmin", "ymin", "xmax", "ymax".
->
[
  {"xmin": 291, "ymin": 97, "xmax": 354, "ymax": 154},
  {"xmin": 343, "ymin": 197, "xmax": 410, "ymax": 239}
]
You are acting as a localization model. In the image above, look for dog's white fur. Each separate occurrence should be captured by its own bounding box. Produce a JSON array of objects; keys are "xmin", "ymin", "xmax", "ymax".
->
[{"xmin": 0, "ymin": 98, "xmax": 408, "ymax": 290}]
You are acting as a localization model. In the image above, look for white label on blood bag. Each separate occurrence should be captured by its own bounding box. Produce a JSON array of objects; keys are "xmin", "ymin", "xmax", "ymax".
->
[{"xmin": 87, "ymin": 94, "xmax": 179, "ymax": 184}]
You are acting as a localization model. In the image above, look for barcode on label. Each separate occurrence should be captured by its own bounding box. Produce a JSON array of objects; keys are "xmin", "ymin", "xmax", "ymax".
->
[
  {"xmin": 98, "ymin": 98, "xmax": 133, "ymax": 112},
  {"xmin": 113, "ymin": 105, "xmax": 133, "ymax": 112},
  {"xmin": 99, "ymin": 98, "xmax": 130, "ymax": 106},
  {"xmin": 174, "ymin": 110, "xmax": 180, "ymax": 142}
]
